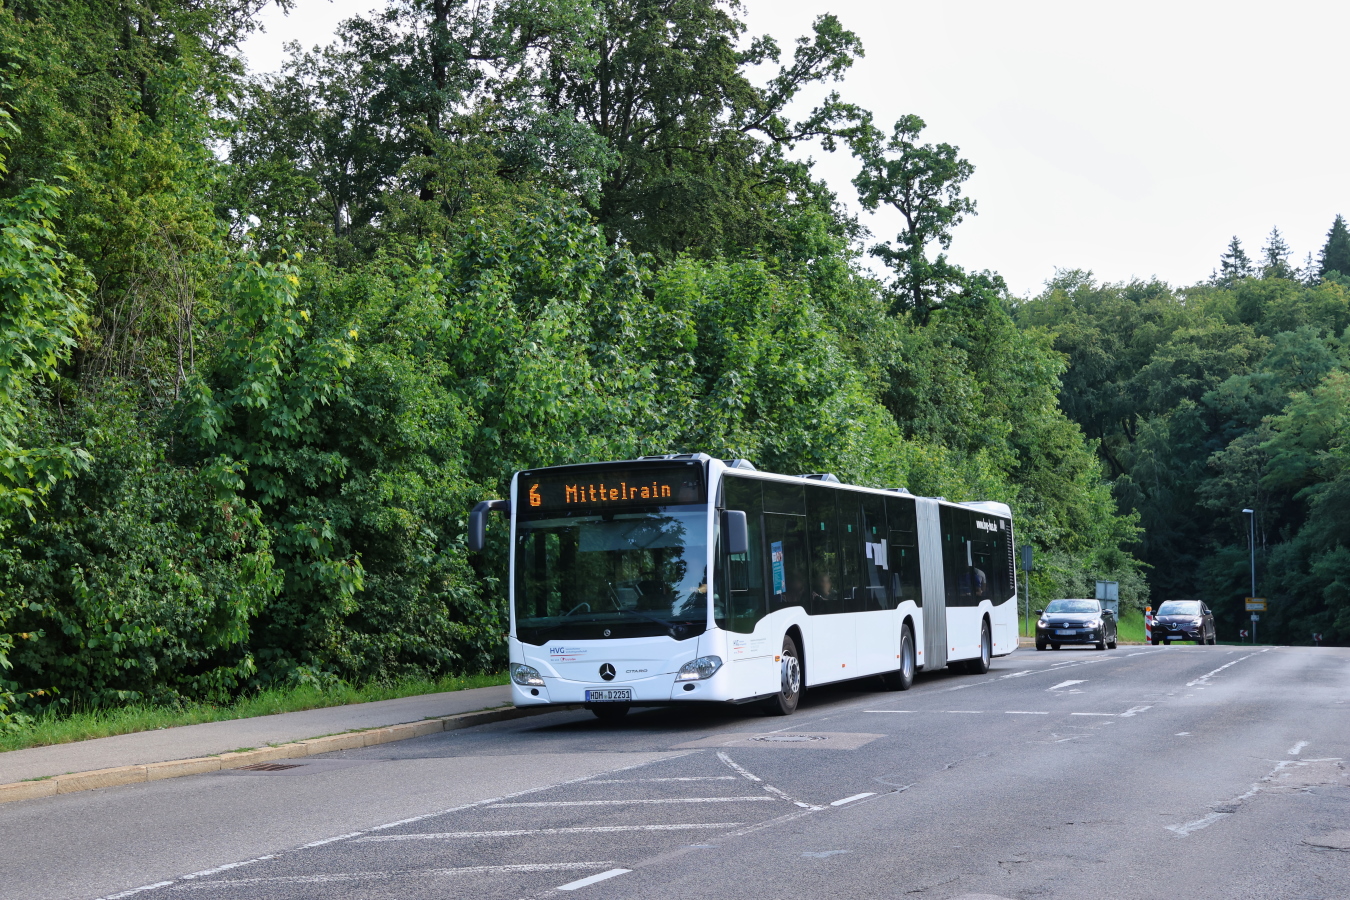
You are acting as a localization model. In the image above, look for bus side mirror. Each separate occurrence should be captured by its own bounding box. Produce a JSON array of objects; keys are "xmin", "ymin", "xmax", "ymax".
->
[
  {"xmin": 722, "ymin": 510, "xmax": 749, "ymax": 556},
  {"xmin": 468, "ymin": 499, "xmax": 511, "ymax": 552}
]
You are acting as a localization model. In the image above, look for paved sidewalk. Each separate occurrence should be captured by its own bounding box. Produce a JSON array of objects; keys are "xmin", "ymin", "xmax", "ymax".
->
[{"xmin": 0, "ymin": 684, "xmax": 511, "ymax": 785}]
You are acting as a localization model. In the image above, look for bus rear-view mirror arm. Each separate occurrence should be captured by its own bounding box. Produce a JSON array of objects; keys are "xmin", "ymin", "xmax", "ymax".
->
[
  {"xmin": 468, "ymin": 499, "xmax": 511, "ymax": 552},
  {"xmin": 722, "ymin": 509, "xmax": 749, "ymax": 556}
]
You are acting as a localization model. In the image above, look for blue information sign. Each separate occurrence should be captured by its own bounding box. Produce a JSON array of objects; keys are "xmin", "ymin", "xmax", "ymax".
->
[{"xmin": 771, "ymin": 541, "xmax": 785, "ymax": 595}]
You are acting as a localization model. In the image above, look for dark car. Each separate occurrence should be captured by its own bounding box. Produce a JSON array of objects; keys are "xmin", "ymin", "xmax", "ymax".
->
[
  {"xmin": 1152, "ymin": 599, "xmax": 1216, "ymax": 644},
  {"xmin": 1036, "ymin": 598, "xmax": 1117, "ymax": 651}
]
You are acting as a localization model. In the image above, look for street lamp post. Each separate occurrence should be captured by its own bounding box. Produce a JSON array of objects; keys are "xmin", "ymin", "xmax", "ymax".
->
[{"xmin": 1243, "ymin": 508, "xmax": 1256, "ymax": 644}]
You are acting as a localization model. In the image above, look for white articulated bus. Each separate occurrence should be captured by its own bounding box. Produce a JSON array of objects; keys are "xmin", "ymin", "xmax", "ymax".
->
[{"xmin": 468, "ymin": 453, "xmax": 1019, "ymax": 718}]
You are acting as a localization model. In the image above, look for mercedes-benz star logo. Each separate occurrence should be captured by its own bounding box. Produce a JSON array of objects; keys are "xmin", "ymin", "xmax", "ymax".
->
[{"xmin": 599, "ymin": 663, "xmax": 616, "ymax": 681}]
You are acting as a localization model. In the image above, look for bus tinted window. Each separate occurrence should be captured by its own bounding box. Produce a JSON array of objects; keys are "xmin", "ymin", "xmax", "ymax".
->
[
  {"xmin": 717, "ymin": 475, "xmax": 766, "ymax": 633},
  {"xmin": 763, "ymin": 480, "xmax": 805, "ymax": 515},
  {"xmin": 838, "ymin": 495, "xmax": 865, "ymax": 613},
  {"xmin": 886, "ymin": 495, "xmax": 920, "ymax": 608},
  {"xmin": 806, "ymin": 485, "xmax": 843, "ymax": 615},
  {"xmin": 859, "ymin": 493, "xmax": 890, "ymax": 610}
]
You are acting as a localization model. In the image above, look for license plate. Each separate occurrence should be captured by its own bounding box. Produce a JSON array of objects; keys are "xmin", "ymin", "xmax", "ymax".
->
[
  {"xmin": 1055, "ymin": 629, "xmax": 1076, "ymax": 635},
  {"xmin": 585, "ymin": 689, "xmax": 632, "ymax": 703}
]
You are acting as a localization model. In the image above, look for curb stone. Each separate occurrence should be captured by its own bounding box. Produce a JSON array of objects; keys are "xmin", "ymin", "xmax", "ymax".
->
[{"xmin": 0, "ymin": 703, "xmax": 568, "ymax": 806}]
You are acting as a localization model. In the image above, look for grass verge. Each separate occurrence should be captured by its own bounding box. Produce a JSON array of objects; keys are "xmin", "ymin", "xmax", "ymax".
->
[{"xmin": 0, "ymin": 672, "xmax": 508, "ymax": 755}]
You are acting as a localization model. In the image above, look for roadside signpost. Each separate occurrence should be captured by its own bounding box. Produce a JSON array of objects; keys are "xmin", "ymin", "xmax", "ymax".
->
[
  {"xmin": 1314, "ymin": 633, "xmax": 1322, "ymax": 647},
  {"xmin": 1245, "ymin": 598, "xmax": 1267, "ymax": 643},
  {"xmin": 1095, "ymin": 581, "xmax": 1119, "ymax": 619},
  {"xmin": 1240, "ymin": 629, "xmax": 1249, "ymax": 639}
]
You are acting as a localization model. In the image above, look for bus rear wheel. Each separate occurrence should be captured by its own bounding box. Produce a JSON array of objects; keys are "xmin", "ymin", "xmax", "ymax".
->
[
  {"xmin": 762, "ymin": 634, "xmax": 802, "ymax": 716},
  {"xmin": 881, "ymin": 625, "xmax": 916, "ymax": 691},
  {"xmin": 965, "ymin": 619, "xmax": 992, "ymax": 674}
]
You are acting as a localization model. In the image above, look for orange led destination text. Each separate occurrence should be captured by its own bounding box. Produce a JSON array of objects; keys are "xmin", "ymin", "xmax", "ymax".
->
[{"xmin": 525, "ymin": 481, "xmax": 675, "ymax": 507}]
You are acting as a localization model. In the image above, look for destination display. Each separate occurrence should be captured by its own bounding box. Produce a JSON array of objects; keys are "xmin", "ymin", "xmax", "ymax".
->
[{"xmin": 521, "ymin": 464, "xmax": 706, "ymax": 513}]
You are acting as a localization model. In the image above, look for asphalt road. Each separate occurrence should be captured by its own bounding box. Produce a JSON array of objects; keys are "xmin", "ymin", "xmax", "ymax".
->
[{"xmin": 5, "ymin": 645, "xmax": 1348, "ymax": 900}]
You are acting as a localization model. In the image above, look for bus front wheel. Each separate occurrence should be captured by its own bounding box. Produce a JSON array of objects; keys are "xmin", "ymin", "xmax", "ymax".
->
[{"xmin": 763, "ymin": 634, "xmax": 802, "ymax": 716}]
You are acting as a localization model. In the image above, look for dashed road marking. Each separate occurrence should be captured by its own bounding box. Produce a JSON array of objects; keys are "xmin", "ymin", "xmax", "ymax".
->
[
  {"xmin": 1005, "ymin": 711, "xmax": 1048, "ymax": 714},
  {"xmin": 557, "ymin": 868, "xmax": 632, "ymax": 891},
  {"xmin": 171, "ymin": 863, "xmax": 615, "ymax": 890},
  {"xmin": 1289, "ymin": 741, "xmax": 1308, "ymax": 755},
  {"xmin": 829, "ymin": 793, "xmax": 876, "ymax": 807},
  {"xmin": 354, "ymin": 824, "xmax": 745, "ymax": 842},
  {"xmin": 489, "ymin": 797, "xmax": 776, "ymax": 808}
]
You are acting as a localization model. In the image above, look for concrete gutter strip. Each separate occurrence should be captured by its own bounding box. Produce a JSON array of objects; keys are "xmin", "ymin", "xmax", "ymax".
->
[{"xmin": 0, "ymin": 704, "xmax": 564, "ymax": 805}]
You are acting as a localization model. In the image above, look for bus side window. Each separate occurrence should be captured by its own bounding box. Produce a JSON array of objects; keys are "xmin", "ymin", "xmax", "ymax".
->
[
  {"xmin": 859, "ymin": 494, "xmax": 889, "ymax": 610},
  {"xmin": 764, "ymin": 513, "xmax": 808, "ymax": 612},
  {"xmin": 805, "ymin": 484, "xmax": 843, "ymax": 615},
  {"xmin": 719, "ymin": 475, "xmax": 766, "ymax": 633},
  {"xmin": 886, "ymin": 496, "xmax": 920, "ymax": 608}
]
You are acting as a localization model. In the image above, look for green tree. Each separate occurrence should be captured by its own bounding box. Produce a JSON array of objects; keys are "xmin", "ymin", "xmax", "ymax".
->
[
  {"xmin": 1261, "ymin": 226, "xmax": 1295, "ymax": 280},
  {"xmin": 851, "ymin": 115, "xmax": 975, "ymax": 316},
  {"xmin": 1318, "ymin": 214, "xmax": 1350, "ymax": 280},
  {"xmin": 1212, "ymin": 235, "xmax": 1254, "ymax": 287}
]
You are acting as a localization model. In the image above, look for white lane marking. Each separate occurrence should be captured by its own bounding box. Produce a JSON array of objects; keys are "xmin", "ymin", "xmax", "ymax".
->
[
  {"xmin": 718, "ymin": 751, "xmax": 822, "ymax": 810},
  {"xmin": 1176, "ymin": 732, "xmax": 1190, "ymax": 736},
  {"xmin": 1168, "ymin": 812, "xmax": 1229, "ymax": 836},
  {"xmin": 586, "ymin": 776, "xmax": 736, "ymax": 783},
  {"xmin": 98, "ymin": 884, "xmax": 176, "ymax": 899},
  {"xmin": 356, "ymin": 824, "xmax": 744, "ymax": 842},
  {"xmin": 180, "ymin": 857, "xmax": 277, "ymax": 880},
  {"xmin": 722, "ymin": 807, "xmax": 820, "ymax": 838},
  {"xmin": 171, "ymin": 863, "xmax": 613, "ymax": 890},
  {"xmin": 301, "ymin": 833, "xmax": 362, "ymax": 848},
  {"xmin": 491, "ymin": 797, "xmax": 776, "ymax": 807},
  {"xmin": 1005, "ymin": 711, "xmax": 1049, "ymax": 715},
  {"xmin": 945, "ymin": 679, "xmax": 996, "ymax": 691},
  {"xmin": 1071, "ymin": 712, "xmax": 1115, "ymax": 716},
  {"xmin": 1119, "ymin": 706, "xmax": 1153, "ymax": 717},
  {"xmin": 863, "ymin": 709, "xmax": 915, "ymax": 713},
  {"xmin": 557, "ymin": 868, "xmax": 632, "ymax": 891},
  {"xmin": 97, "ymin": 754, "xmax": 689, "ymax": 899},
  {"xmin": 1289, "ymin": 741, "xmax": 1308, "ymax": 756},
  {"xmin": 1048, "ymin": 680, "xmax": 1086, "ymax": 691},
  {"xmin": 829, "ymin": 792, "xmax": 876, "ymax": 807},
  {"xmin": 945, "ymin": 710, "xmax": 983, "ymax": 714},
  {"xmin": 1186, "ymin": 650, "xmax": 1267, "ymax": 687},
  {"xmin": 717, "ymin": 752, "xmax": 761, "ymax": 782},
  {"xmin": 999, "ymin": 670, "xmax": 1035, "ymax": 679}
]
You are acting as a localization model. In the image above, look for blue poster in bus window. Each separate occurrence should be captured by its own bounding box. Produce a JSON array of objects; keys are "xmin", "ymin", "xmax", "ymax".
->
[{"xmin": 771, "ymin": 541, "xmax": 785, "ymax": 595}]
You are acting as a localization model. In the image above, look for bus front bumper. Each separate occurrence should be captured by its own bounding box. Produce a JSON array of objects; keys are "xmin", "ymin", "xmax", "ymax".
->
[{"xmin": 511, "ymin": 672, "xmax": 733, "ymax": 707}]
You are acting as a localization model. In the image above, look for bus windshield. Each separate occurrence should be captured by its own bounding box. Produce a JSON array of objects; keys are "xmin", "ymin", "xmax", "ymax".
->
[{"xmin": 514, "ymin": 507, "xmax": 709, "ymax": 643}]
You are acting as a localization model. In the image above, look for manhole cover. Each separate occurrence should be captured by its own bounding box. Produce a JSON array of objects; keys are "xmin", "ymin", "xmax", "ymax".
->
[
  {"xmin": 237, "ymin": 763, "xmax": 304, "ymax": 772},
  {"xmin": 751, "ymin": 734, "xmax": 827, "ymax": 743}
]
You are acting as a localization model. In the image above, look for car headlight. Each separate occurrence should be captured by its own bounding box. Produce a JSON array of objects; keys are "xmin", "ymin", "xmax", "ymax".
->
[
  {"xmin": 675, "ymin": 656, "xmax": 723, "ymax": 681},
  {"xmin": 1087, "ymin": 619, "xmax": 1102, "ymax": 628},
  {"xmin": 1037, "ymin": 619, "xmax": 1048, "ymax": 627},
  {"xmin": 511, "ymin": 663, "xmax": 545, "ymax": 687}
]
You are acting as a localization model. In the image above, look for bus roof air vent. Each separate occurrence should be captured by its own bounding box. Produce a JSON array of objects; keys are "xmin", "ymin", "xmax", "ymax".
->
[
  {"xmin": 885, "ymin": 487, "xmax": 912, "ymax": 493},
  {"xmin": 723, "ymin": 458, "xmax": 757, "ymax": 470},
  {"xmin": 802, "ymin": 473, "xmax": 840, "ymax": 483}
]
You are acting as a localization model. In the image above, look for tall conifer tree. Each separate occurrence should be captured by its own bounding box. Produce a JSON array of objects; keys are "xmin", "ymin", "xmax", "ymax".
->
[
  {"xmin": 1317, "ymin": 214, "xmax": 1350, "ymax": 278},
  {"xmin": 1261, "ymin": 227, "xmax": 1294, "ymax": 279}
]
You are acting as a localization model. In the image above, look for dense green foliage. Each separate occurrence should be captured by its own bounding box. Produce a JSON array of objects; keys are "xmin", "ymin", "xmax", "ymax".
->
[
  {"xmin": 1016, "ymin": 223, "xmax": 1350, "ymax": 644},
  {"xmin": 0, "ymin": 0, "xmax": 1180, "ymax": 726}
]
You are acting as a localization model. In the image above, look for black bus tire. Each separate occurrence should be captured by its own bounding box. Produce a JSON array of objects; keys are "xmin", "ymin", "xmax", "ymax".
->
[{"xmin": 763, "ymin": 634, "xmax": 803, "ymax": 716}]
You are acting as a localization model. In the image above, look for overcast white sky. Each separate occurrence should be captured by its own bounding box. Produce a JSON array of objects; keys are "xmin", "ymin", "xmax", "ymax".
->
[{"xmin": 241, "ymin": 0, "xmax": 1349, "ymax": 296}]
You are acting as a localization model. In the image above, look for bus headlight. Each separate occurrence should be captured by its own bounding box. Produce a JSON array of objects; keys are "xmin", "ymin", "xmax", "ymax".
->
[
  {"xmin": 511, "ymin": 663, "xmax": 545, "ymax": 687},
  {"xmin": 675, "ymin": 656, "xmax": 723, "ymax": 681}
]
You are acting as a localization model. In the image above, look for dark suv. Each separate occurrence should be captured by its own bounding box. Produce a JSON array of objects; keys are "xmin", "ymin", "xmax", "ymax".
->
[
  {"xmin": 1152, "ymin": 600, "xmax": 1216, "ymax": 644},
  {"xmin": 1035, "ymin": 598, "xmax": 1117, "ymax": 651}
]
